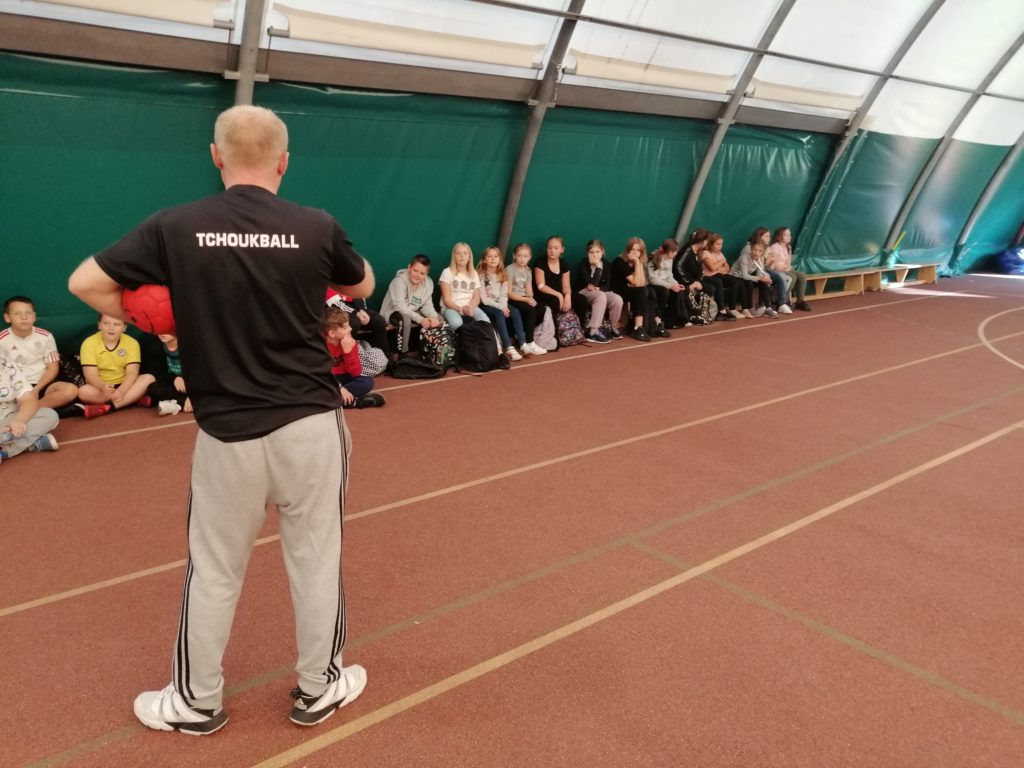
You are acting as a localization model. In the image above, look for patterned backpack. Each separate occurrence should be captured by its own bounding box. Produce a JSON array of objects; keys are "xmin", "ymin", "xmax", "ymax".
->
[
  {"xmin": 534, "ymin": 307, "xmax": 558, "ymax": 351},
  {"xmin": 555, "ymin": 310, "xmax": 586, "ymax": 347},
  {"xmin": 686, "ymin": 290, "xmax": 718, "ymax": 326},
  {"xmin": 420, "ymin": 323, "xmax": 456, "ymax": 369}
]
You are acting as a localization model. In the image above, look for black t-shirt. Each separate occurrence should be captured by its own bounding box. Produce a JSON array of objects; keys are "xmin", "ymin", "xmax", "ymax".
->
[
  {"xmin": 95, "ymin": 185, "xmax": 365, "ymax": 441},
  {"xmin": 532, "ymin": 257, "xmax": 569, "ymax": 294}
]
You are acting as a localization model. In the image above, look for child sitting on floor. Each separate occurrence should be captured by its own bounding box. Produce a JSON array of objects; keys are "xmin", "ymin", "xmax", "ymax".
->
[
  {"xmin": 76, "ymin": 314, "xmax": 156, "ymax": 418},
  {"xmin": 0, "ymin": 352, "xmax": 59, "ymax": 464},
  {"xmin": 323, "ymin": 307, "xmax": 385, "ymax": 409}
]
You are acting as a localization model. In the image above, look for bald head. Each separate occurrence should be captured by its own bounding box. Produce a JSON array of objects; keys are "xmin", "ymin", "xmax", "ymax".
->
[{"xmin": 213, "ymin": 105, "xmax": 288, "ymax": 172}]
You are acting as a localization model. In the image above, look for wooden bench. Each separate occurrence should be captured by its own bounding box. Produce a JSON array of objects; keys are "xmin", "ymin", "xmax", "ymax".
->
[
  {"xmin": 804, "ymin": 268, "xmax": 875, "ymax": 301},
  {"xmin": 804, "ymin": 263, "xmax": 938, "ymax": 301},
  {"xmin": 863, "ymin": 263, "xmax": 938, "ymax": 291}
]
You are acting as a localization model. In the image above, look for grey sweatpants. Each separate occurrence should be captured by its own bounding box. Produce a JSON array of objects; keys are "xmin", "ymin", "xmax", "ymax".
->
[{"xmin": 172, "ymin": 408, "xmax": 351, "ymax": 709}]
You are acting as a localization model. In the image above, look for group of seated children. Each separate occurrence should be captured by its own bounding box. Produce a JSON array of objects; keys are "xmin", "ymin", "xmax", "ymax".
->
[
  {"xmin": 0, "ymin": 223, "xmax": 809, "ymax": 461},
  {"xmin": 379, "ymin": 225, "xmax": 810, "ymax": 355}
]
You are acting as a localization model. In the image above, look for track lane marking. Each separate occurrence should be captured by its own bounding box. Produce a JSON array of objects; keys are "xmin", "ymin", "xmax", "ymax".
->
[
  {"xmin": 251, "ymin": 420, "xmax": 1024, "ymax": 768},
  {"xmin": 7, "ymin": 327, "xmax": 1024, "ymax": 618}
]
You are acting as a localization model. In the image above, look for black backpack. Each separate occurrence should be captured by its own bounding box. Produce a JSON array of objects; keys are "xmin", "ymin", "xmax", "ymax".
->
[
  {"xmin": 390, "ymin": 356, "xmax": 446, "ymax": 379},
  {"xmin": 456, "ymin": 319, "xmax": 500, "ymax": 373}
]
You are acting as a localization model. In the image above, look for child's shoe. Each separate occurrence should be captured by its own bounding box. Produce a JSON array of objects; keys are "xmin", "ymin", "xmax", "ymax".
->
[
  {"xmin": 751, "ymin": 307, "xmax": 766, "ymax": 318},
  {"xmin": 765, "ymin": 307, "xmax": 779, "ymax": 318},
  {"xmin": 28, "ymin": 434, "xmax": 59, "ymax": 452},
  {"xmin": 741, "ymin": 309, "xmax": 754, "ymax": 319},
  {"xmin": 135, "ymin": 395, "xmax": 153, "ymax": 408},
  {"xmin": 527, "ymin": 342, "xmax": 548, "ymax": 356},
  {"xmin": 585, "ymin": 329, "xmax": 610, "ymax": 344},
  {"xmin": 158, "ymin": 400, "xmax": 183, "ymax": 416},
  {"xmin": 795, "ymin": 301, "xmax": 812, "ymax": 311},
  {"xmin": 609, "ymin": 328, "xmax": 624, "ymax": 339},
  {"xmin": 355, "ymin": 393, "xmax": 386, "ymax": 408},
  {"xmin": 78, "ymin": 403, "xmax": 111, "ymax": 419},
  {"xmin": 778, "ymin": 304, "xmax": 793, "ymax": 314},
  {"xmin": 518, "ymin": 344, "xmax": 532, "ymax": 357},
  {"xmin": 505, "ymin": 346, "xmax": 523, "ymax": 361}
]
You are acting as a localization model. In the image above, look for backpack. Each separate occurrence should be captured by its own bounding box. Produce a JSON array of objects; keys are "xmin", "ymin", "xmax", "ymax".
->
[
  {"xmin": 390, "ymin": 356, "xmax": 446, "ymax": 380},
  {"xmin": 356, "ymin": 341, "xmax": 388, "ymax": 377},
  {"xmin": 556, "ymin": 310, "xmax": 585, "ymax": 347},
  {"xmin": 420, "ymin": 323, "xmax": 456, "ymax": 369},
  {"xmin": 687, "ymin": 290, "xmax": 718, "ymax": 326},
  {"xmin": 456, "ymin": 319, "xmax": 500, "ymax": 373},
  {"xmin": 534, "ymin": 306, "xmax": 557, "ymax": 351}
]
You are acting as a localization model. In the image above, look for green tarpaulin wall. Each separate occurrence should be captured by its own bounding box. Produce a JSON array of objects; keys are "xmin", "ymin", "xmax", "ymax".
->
[{"xmin": 2, "ymin": 53, "xmax": 1020, "ymax": 349}]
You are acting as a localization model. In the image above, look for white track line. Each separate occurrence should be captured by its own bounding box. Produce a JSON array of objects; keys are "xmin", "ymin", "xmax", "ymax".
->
[
  {"xmin": 7, "ymin": 324, "xmax": 1023, "ymax": 619},
  {"xmin": 978, "ymin": 307, "xmax": 1024, "ymax": 372},
  {"xmin": 251, "ymin": 419, "xmax": 1024, "ymax": 768}
]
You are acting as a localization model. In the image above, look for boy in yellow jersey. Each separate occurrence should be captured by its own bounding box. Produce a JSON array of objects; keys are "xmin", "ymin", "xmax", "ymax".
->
[{"xmin": 76, "ymin": 314, "xmax": 155, "ymax": 418}]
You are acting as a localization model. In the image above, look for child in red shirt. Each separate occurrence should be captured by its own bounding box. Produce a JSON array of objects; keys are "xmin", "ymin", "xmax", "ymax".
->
[{"xmin": 323, "ymin": 307, "xmax": 385, "ymax": 409}]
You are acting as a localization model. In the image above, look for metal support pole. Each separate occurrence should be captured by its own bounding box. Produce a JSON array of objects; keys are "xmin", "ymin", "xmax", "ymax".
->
[
  {"xmin": 496, "ymin": 0, "xmax": 584, "ymax": 253},
  {"xmin": 948, "ymin": 130, "xmax": 1024, "ymax": 270},
  {"xmin": 233, "ymin": 0, "xmax": 268, "ymax": 105},
  {"xmin": 884, "ymin": 31, "xmax": 1024, "ymax": 251},
  {"xmin": 673, "ymin": 0, "xmax": 797, "ymax": 242}
]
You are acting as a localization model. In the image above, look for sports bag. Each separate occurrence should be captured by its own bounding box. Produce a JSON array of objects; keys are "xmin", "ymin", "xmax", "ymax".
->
[
  {"xmin": 686, "ymin": 290, "xmax": 718, "ymax": 326},
  {"xmin": 456, "ymin": 319, "xmax": 500, "ymax": 373},
  {"xmin": 390, "ymin": 356, "xmax": 445, "ymax": 379},
  {"xmin": 356, "ymin": 341, "xmax": 388, "ymax": 377},
  {"xmin": 555, "ymin": 310, "xmax": 585, "ymax": 347},
  {"xmin": 534, "ymin": 306, "xmax": 557, "ymax": 351},
  {"xmin": 420, "ymin": 323, "xmax": 456, "ymax": 369}
]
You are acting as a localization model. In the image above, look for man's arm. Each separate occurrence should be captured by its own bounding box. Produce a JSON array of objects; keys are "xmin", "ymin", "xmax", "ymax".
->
[
  {"xmin": 332, "ymin": 259, "xmax": 375, "ymax": 300},
  {"xmin": 68, "ymin": 258, "xmax": 124, "ymax": 319}
]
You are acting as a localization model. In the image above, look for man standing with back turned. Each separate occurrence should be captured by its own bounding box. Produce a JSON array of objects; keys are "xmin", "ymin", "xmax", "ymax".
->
[{"xmin": 69, "ymin": 105, "xmax": 373, "ymax": 734}]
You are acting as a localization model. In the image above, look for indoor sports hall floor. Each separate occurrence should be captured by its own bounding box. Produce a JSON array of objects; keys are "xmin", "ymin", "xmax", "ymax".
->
[{"xmin": 3, "ymin": 273, "xmax": 1023, "ymax": 767}]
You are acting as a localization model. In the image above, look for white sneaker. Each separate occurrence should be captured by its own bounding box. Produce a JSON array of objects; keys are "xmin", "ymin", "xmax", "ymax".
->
[
  {"xmin": 505, "ymin": 346, "xmax": 523, "ymax": 361},
  {"xmin": 528, "ymin": 342, "xmax": 547, "ymax": 356},
  {"xmin": 779, "ymin": 304, "xmax": 793, "ymax": 314},
  {"xmin": 729, "ymin": 309, "xmax": 744, "ymax": 319},
  {"xmin": 290, "ymin": 664, "xmax": 367, "ymax": 726},
  {"xmin": 752, "ymin": 307, "xmax": 766, "ymax": 318},
  {"xmin": 741, "ymin": 309, "xmax": 754, "ymax": 319},
  {"xmin": 765, "ymin": 307, "xmax": 779, "ymax": 318},
  {"xmin": 134, "ymin": 684, "xmax": 229, "ymax": 735},
  {"xmin": 519, "ymin": 344, "xmax": 532, "ymax": 357},
  {"xmin": 158, "ymin": 400, "xmax": 183, "ymax": 416}
]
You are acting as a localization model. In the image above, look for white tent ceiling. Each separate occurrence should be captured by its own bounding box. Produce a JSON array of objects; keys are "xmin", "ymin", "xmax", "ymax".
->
[{"xmin": 2, "ymin": 0, "xmax": 1023, "ymax": 144}]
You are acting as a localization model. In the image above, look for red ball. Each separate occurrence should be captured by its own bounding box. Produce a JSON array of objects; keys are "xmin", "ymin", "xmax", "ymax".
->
[{"xmin": 122, "ymin": 284, "xmax": 176, "ymax": 335}]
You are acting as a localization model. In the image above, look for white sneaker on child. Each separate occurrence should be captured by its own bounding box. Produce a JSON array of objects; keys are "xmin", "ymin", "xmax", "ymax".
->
[
  {"xmin": 519, "ymin": 345, "xmax": 532, "ymax": 357},
  {"xmin": 779, "ymin": 304, "xmax": 793, "ymax": 314},
  {"xmin": 752, "ymin": 307, "xmax": 766, "ymax": 318},
  {"xmin": 528, "ymin": 342, "xmax": 548, "ymax": 356},
  {"xmin": 505, "ymin": 346, "xmax": 523, "ymax": 361},
  {"xmin": 158, "ymin": 400, "xmax": 183, "ymax": 416}
]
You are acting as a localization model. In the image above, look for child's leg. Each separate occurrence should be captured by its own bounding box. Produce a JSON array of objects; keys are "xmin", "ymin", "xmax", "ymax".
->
[
  {"xmin": 38, "ymin": 381, "xmax": 77, "ymax": 409},
  {"xmin": 113, "ymin": 374, "xmax": 157, "ymax": 408},
  {"xmin": 0, "ymin": 408, "xmax": 58, "ymax": 458},
  {"xmin": 77, "ymin": 382, "xmax": 110, "ymax": 404},
  {"xmin": 508, "ymin": 305, "xmax": 526, "ymax": 347},
  {"xmin": 442, "ymin": 308, "xmax": 464, "ymax": 330},
  {"xmin": 605, "ymin": 292, "xmax": 624, "ymax": 327},
  {"xmin": 338, "ymin": 374, "xmax": 373, "ymax": 399},
  {"xmin": 583, "ymin": 291, "xmax": 607, "ymax": 330},
  {"xmin": 480, "ymin": 305, "xmax": 512, "ymax": 348}
]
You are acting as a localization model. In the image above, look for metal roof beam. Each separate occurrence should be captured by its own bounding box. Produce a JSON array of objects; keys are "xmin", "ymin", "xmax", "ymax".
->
[
  {"xmin": 885, "ymin": 30, "xmax": 1024, "ymax": 251},
  {"xmin": 673, "ymin": 0, "xmax": 798, "ymax": 243},
  {"xmin": 495, "ymin": 0, "xmax": 585, "ymax": 254}
]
